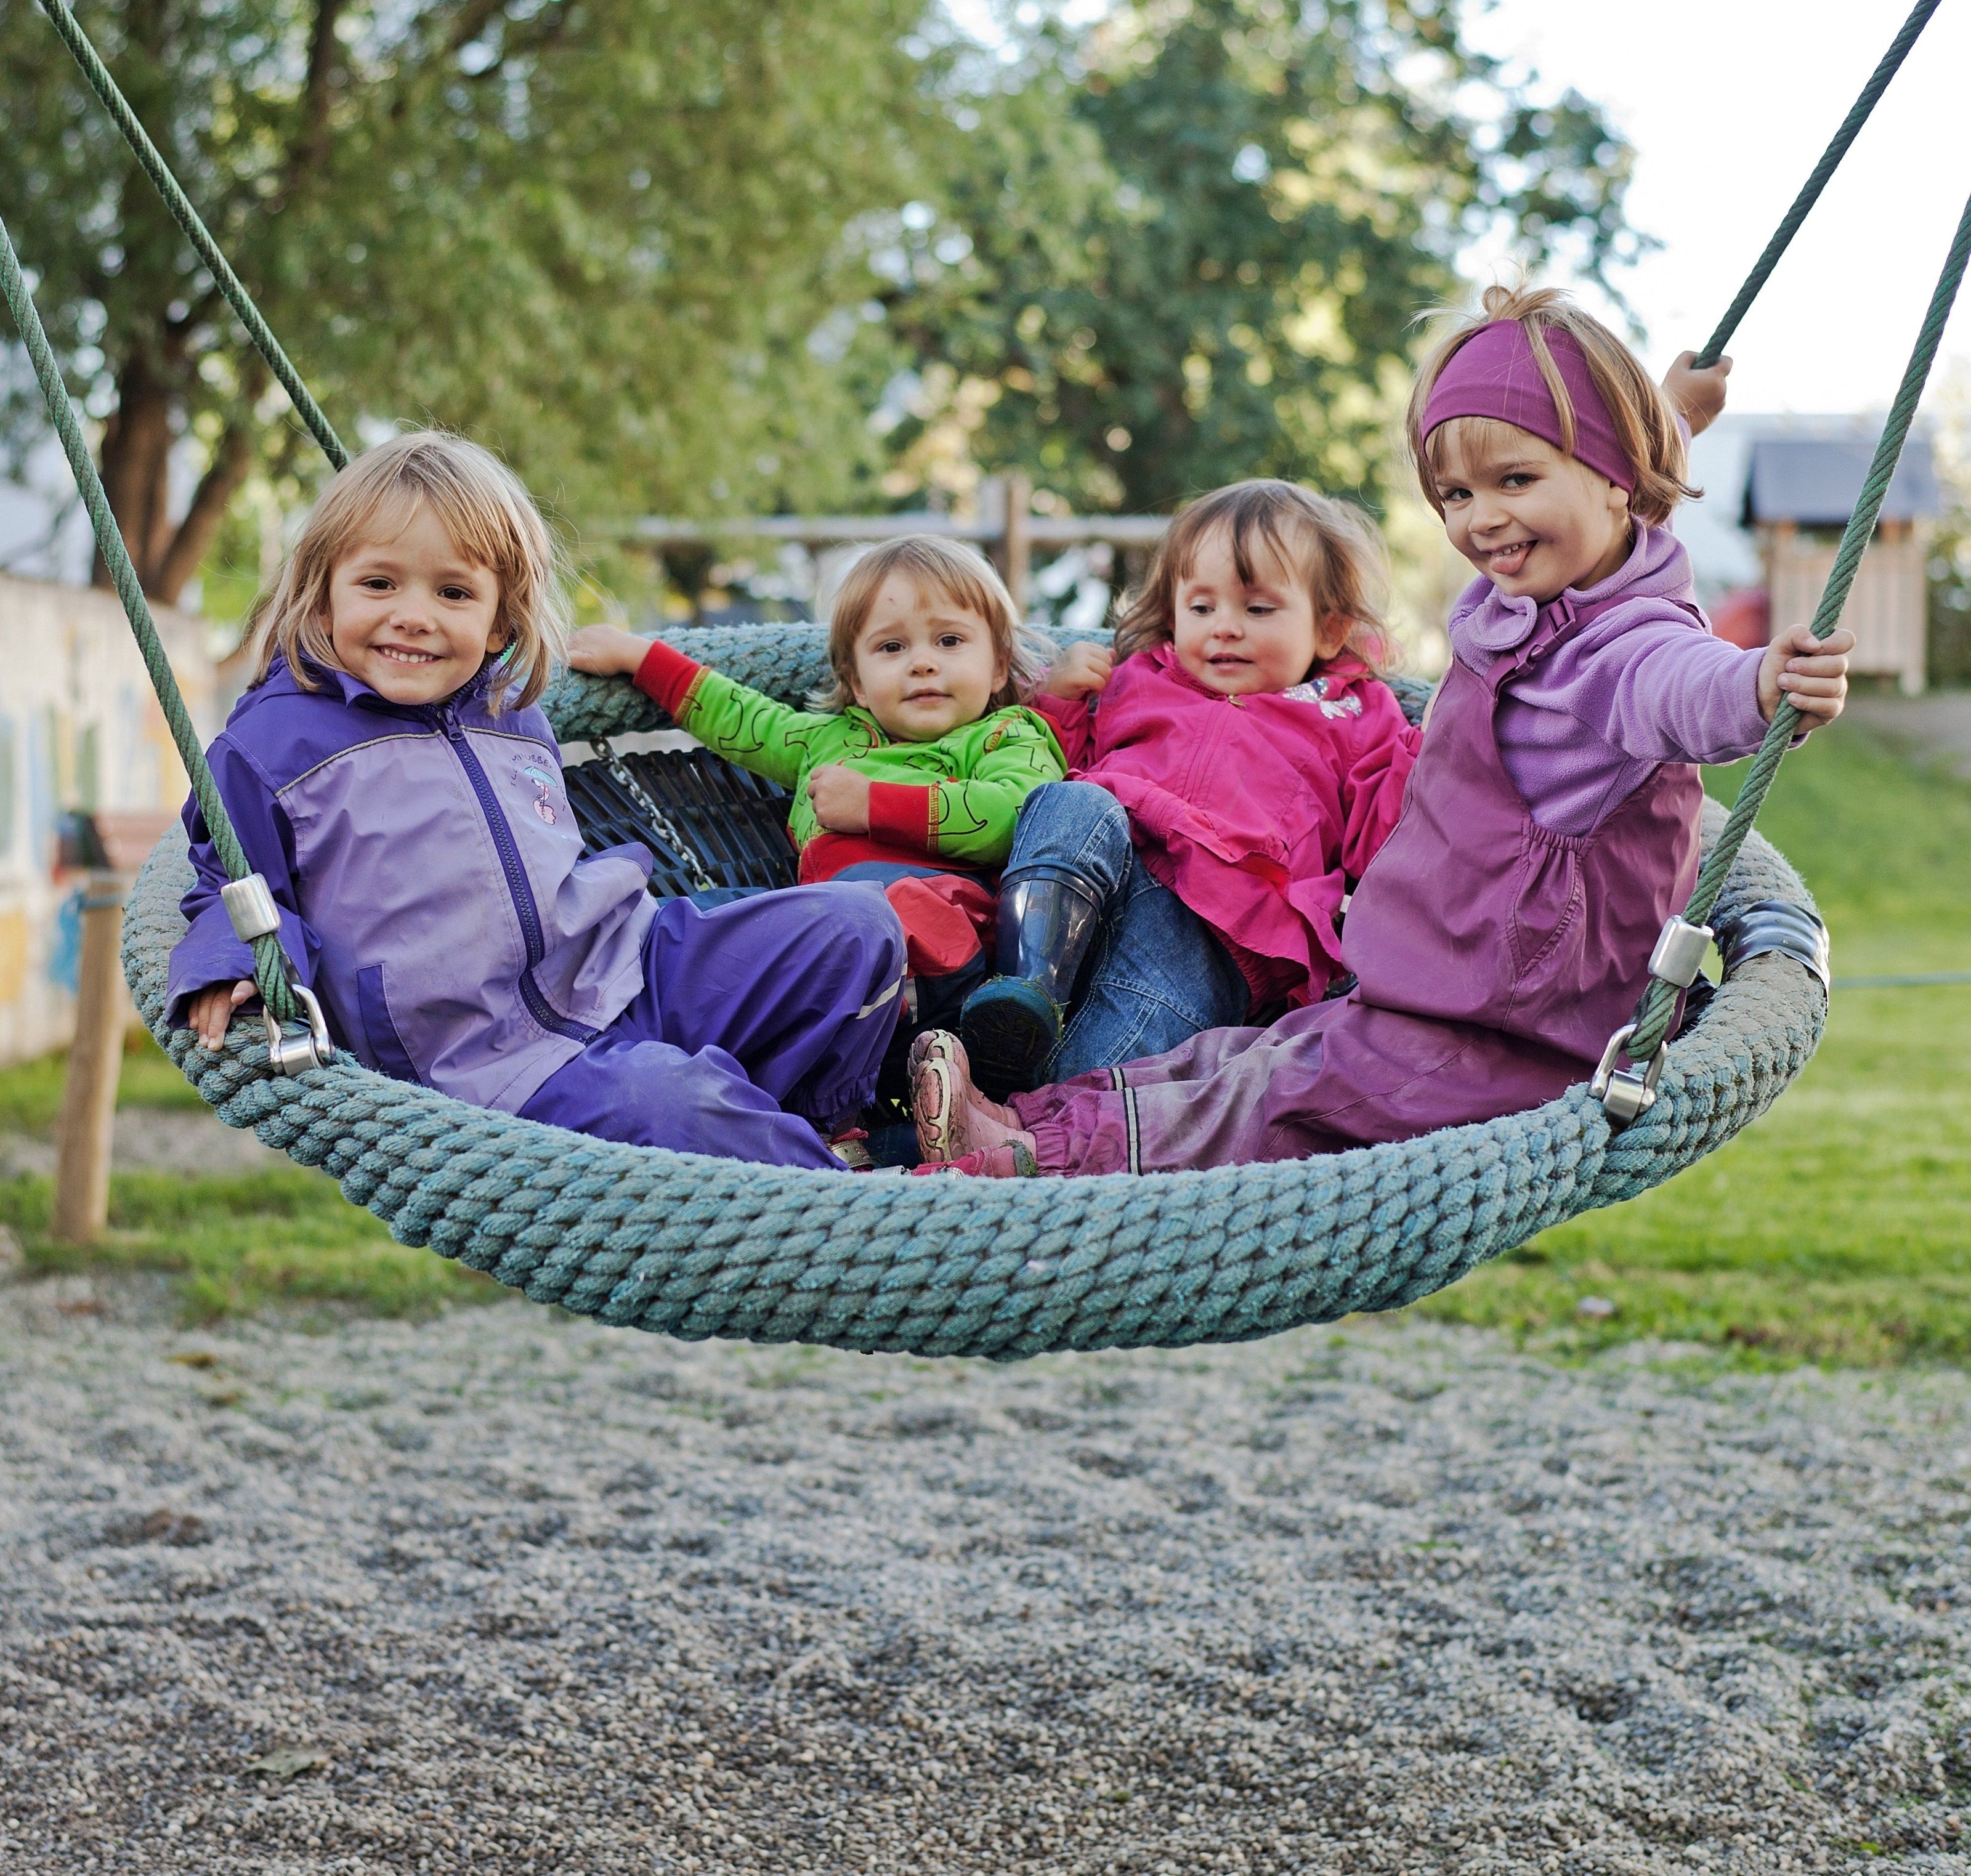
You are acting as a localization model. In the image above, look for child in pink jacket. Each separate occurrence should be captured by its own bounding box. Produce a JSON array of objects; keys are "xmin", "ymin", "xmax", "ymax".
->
[{"xmin": 954, "ymin": 480, "xmax": 1420, "ymax": 1098}]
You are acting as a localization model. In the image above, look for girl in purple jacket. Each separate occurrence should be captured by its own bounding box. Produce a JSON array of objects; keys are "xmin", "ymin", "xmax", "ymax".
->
[
  {"xmin": 169, "ymin": 432, "xmax": 905, "ymax": 1170},
  {"xmin": 912, "ymin": 285, "xmax": 1854, "ymax": 1177}
]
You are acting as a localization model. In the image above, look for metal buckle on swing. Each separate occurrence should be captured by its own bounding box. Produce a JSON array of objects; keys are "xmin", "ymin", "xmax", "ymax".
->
[
  {"xmin": 262, "ymin": 983, "xmax": 334, "ymax": 1075},
  {"xmin": 1591, "ymin": 916, "xmax": 1714, "ymax": 1125},
  {"xmin": 1589, "ymin": 1022, "xmax": 1664, "ymax": 1126},
  {"xmin": 222, "ymin": 873, "xmax": 335, "ymax": 1073}
]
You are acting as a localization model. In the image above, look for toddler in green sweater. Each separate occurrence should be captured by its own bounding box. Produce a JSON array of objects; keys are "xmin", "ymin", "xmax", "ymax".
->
[
  {"xmin": 570, "ymin": 535, "xmax": 1107, "ymax": 879},
  {"xmin": 570, "ymin": 540, "xmax": 1107, "ymax": 1096}
]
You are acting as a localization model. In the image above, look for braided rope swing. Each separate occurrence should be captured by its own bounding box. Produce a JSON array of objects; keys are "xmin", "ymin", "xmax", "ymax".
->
[{"xmin": 2, "ymin": 0, "xmax": 1953, "ymax": 1354}]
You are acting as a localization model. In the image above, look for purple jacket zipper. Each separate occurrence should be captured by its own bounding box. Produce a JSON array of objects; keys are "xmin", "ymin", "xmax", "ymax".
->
[{"xmin": 437, "ymin": 706, "xmax": 599, "ymax": 1045}]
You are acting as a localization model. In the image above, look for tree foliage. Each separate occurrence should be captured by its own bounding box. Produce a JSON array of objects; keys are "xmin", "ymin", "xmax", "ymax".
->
[
  {"xmin": 879, "ymin": 0, "xmax": 1645, "ymax": 515},
  {"xmin": 0, "ymin": 0, "xmax": 940, "ymax": 600}
]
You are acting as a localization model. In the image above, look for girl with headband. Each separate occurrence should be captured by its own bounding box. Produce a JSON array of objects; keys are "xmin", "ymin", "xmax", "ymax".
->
[{"xmin": 910, "ymin": 282, "xmax": 1855, "ymax": 1177}]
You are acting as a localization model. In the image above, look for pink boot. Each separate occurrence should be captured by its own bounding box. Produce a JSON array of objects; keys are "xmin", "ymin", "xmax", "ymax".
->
[{"xmin": 909, "ymin": 1030, "xmax": 1035, "ymax": 1165}]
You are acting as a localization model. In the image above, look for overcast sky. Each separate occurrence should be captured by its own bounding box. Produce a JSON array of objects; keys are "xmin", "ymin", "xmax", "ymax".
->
[{"xmin": 1465, "ymin": 0, "xmax": 1971, "ymax": 416}]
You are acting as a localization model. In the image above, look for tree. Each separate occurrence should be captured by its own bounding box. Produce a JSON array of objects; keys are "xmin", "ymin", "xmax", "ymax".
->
[
  {"xmin": 878, "ymin": 0, "xmax": 1645, "ymax": 515},
  {"xmin": 0, "ymin": 0, "xmax": 942, "ymax": 604}
]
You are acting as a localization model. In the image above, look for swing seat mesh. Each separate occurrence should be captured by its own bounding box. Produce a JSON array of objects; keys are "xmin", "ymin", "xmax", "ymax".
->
[
  {"xmin": 119, "ymin": 625, "xmax": 1829, "ymax": 1360},
  {"xmin": 561, "ymin": 742, "xmax": 799, "ymax": 897}
]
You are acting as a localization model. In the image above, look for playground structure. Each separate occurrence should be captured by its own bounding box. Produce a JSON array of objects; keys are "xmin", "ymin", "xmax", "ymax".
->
[{"xmin": 1, "ymin": 0, "xmax": 1960, "ymax": 1355}]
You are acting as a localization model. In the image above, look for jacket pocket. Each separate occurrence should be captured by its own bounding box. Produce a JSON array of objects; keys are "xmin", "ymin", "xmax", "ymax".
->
[{"xmin": 355, "ymin": 964, "xmax": 423, "ymax": 1085}]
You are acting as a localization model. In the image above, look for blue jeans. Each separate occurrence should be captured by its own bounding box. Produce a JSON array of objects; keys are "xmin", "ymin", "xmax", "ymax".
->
[{"xmin": 1004, "ymin": 780, "xmax": 1248, "ymax": 1080}]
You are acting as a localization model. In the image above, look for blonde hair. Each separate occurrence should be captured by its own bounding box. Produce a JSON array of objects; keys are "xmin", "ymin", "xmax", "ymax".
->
[
  {"xmin": 1114, "ymin": 480, "xmax": 1390, "ymax": 674},
  {"xmin": 248, "ymin": 431, "xmax": 569, "ymax": 711},
  {"xmin": 1407, "ymin": 283, "xmax": 1697, "ymax": 528},
  {"xmin": 812, "ymin": 535, "xmax": 1046, "ymax": 714}
]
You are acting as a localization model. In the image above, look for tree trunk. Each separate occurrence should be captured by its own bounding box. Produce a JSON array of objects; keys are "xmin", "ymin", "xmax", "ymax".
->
[
  {"xmin": 96, "ymin": 344, "xmax": 257, "ymax": 609},
  {"xmin": 151, "ymin": 418, "xmax": 255, "ymax": 607},
  {"xmin": 95, "ymin": 351, "xmax": 174, "ymax": 597}
]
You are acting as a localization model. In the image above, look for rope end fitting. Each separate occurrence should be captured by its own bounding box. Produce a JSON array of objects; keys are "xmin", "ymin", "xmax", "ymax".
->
[
  {"xmin": 221, "ymin": 874, "xmax": 335, "ymax": 1074},
  {"xmin": 1593, "ymin": 916, "xmax": 1714, "ymax": 1126},
  {"xmin": 264, "ymin": 982, "xmax": 334, "ymax": 1077}
]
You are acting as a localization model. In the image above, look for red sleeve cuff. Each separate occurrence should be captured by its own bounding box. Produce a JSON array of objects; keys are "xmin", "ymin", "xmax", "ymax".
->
[
  {"xmin": 632, "ymin": 639, "xmax": 705, "ymax": 719},
  {"xmin": 866, "ymin": 782, "xmax": 934, "ymax": 852}
]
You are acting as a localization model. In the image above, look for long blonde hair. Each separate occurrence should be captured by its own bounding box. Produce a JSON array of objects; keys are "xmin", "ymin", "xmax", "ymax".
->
[
  {"xmin": 249, "ymin": 431, "xmax": 569, "ymax": 711},
  {"xmin": 1115, "ymin": 480, "xmax": 1390, "ymax": 673},
  {"xmin": 1407, "ymin": 283, "xmax": 1697, "ymax": 527},
  {"xmin": 811, "ymin": 535, "xmax": 1047, "ymax": 714}
]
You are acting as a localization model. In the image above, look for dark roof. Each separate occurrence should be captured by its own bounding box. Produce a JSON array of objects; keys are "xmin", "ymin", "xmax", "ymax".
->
[{"xmin": 1742, "ymin": 434, "xmax": 1939, "ymax": 527}]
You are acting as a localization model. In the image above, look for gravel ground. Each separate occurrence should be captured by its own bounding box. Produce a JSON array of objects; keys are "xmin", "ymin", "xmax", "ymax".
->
[{"xmin": 5, "ymin": 1274, "xmax": 1971, "ymax": 1875}]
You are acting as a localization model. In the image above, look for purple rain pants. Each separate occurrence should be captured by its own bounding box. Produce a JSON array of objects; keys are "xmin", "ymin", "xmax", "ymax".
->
[{"xmin": 519, "ymin": 884, "xmax": 906, "ymax": 1169}]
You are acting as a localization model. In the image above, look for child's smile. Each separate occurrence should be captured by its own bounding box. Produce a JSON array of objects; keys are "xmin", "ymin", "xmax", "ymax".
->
[
  {"xmin": 1433, "ymin": 427, "xmax": 1633, "ymax": 603},
  {"xmin": 328, "ymin": 502, "xmax": 503, "ymax": 706}
]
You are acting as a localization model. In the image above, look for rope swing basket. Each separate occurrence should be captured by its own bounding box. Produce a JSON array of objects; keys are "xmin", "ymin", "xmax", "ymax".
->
[{"xmin": 8, "ymin": 0, "xmax": 1964, "ymax": 1356}]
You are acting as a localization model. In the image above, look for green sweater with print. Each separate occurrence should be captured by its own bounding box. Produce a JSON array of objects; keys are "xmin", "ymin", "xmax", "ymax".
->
[{"xmin": 636, "ymin": 648, "xmax": 1066, "ymax": 869}]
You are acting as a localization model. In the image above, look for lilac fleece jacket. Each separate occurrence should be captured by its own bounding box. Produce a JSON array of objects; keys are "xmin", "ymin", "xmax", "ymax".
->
[{"xmin": 1449, "ymin": 524, "xmax": 1770, "ymax": 835}]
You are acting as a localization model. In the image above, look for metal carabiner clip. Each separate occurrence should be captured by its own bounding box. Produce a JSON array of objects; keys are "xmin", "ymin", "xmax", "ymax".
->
[
  {"xmin": 262, "ymin": 982, "xmax": 335, "ymax": 1075},
  {"xmin": 1589, "ymin": 1021, "xmax": 1664, "ymax": 1128}
]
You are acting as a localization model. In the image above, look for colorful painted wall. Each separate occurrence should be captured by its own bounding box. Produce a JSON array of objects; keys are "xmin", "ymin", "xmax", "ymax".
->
[{"xmin": 0, "ymin": 573, "xmax": 216, "ymax": 1065}]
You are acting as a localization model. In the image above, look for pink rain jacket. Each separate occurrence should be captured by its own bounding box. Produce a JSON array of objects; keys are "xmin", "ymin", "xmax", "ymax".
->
[{"xmin": 1034, "ymin": 642, "xmax": 1420, "ymax": 1006}]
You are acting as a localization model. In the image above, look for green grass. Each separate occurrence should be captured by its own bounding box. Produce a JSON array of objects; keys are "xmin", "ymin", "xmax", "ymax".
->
[
  {"xmin": 0, "ymin": 1032, "xmax": 499, "ymax": 1320},
  {"xmin": 0, "ymin": 1025, "xmax": 209, "ymax": 1132},
  {"xmin": 1412, "ymin": 716, "xmax": 1971, "ymax": 1367}
]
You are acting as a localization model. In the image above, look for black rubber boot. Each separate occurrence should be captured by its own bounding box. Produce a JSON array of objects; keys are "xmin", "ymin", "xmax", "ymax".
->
[{"xmin": 958, "ymin": 874, "xmax": 1103, "ymax": 1099}]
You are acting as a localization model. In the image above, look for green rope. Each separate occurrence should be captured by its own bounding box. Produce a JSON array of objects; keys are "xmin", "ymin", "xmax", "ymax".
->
[
  {"xmin": 34, "ymin": 0, "xmax": 348, "ymax": 471},
  {"xmin": 1693, "ymin": 0, "xmax": 1942, "ymax": 368},
  {"xmin": 1627, "ymin": 183, "xmax": 1971, "ymax": 1065},
  {"xmin": 0, "ymin": 210, "xmax": 298, "ymax": 1021}
]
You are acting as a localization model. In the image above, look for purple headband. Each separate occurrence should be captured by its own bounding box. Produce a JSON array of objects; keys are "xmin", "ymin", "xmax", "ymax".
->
[{"xmin": 1420, "ymin": 320, "xmax": 1634, "ymax": 493}]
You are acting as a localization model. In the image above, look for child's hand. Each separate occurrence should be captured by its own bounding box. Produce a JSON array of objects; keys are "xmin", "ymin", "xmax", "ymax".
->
[
  {"xmin": 1663, "ymin": 350, "xmax": 1730, "ymax": 437},
  {"xmin": 1041, "ymin": 641, "xmax": 1114, "ymax": 700},
  {"xmin": 567, "ymin": 624, "xmax": 652, "ymax": 677},
  {"xmin": 188, "ymin": 980, "xmax": 257, "ymax": 1051},
  {"xmin": 807, "ymin": 764, "xmax": 873, "ymax": 834},
  {"xmin": 1759, "ymin": 623, "xmax": 1853, "ymax": 728}
]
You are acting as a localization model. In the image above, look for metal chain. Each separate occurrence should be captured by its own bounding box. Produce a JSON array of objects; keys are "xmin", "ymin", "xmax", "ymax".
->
[{"xmin": 593, "ymin": 740, "xmax": 720, "ymax": 894}]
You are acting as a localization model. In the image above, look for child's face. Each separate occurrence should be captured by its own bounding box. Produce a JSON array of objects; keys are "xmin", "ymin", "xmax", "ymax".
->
[
  {"xmin": 1432, "ymin": 426, "xmax": 1633, "ymax": 604},
  {"xmin": 848, "ymin": 572, "xmax": 1008, "ymax": 742},
  {"xmin": 327, "ymin": 501, "xmax": 502, "ymax": 706},
  {"xmin": 1172, "ymin": 525, "xmax": 1343, "ymax": 697}
]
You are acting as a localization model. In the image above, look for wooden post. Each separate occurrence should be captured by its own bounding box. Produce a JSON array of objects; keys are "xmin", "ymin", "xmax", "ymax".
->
[
  {"xmin": 1002, "ymin": 473, "xmax": 1032, "ymax": 620},
  {"xmin": 53, "ymin": 871, "xmax": 129, "ymax": 1245}
]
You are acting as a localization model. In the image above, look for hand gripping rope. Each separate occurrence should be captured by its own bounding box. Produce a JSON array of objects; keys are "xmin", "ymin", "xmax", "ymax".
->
[{"xmin": 1597, "ymin": 184, "xmax": 1971, "ymax": 1124}]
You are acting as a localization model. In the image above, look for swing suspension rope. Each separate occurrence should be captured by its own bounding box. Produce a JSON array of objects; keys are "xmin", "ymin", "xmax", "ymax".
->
[
  {"xmin": 1622, "ymin": 188, "xmax": 1971, "ymax": 1070},
  {"xmin": 0, "ymin": 0, "xmax": 1960, "ymax": 1107},
  {"xmin": 33, "ymin": 0, "xmax": 349, "ymax": 470},
  {"xmin": 1691, "ymin": 0, "xmax": 1944, "ymax": 370}
]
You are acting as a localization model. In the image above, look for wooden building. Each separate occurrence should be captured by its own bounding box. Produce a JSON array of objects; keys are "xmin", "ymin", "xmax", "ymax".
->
[{"xmin": 1741, "ymin": 426, "xmax": 1938, "ymax": 695}]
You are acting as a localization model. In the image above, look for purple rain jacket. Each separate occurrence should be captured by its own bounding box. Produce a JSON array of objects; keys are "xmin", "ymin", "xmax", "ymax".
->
[{"xmin": 166, "ymin": 655, "xmax": 658, "ymax": 1114}]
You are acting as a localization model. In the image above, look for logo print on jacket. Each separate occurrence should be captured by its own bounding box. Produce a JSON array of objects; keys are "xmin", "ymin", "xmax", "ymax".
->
[
  {"xmin": 519, "ymin": 762, "xmax": 560, "ymax": 825},
  {"xmin": 1282, "ymin": 674, "xmax": 1364, "ymax": 720}
]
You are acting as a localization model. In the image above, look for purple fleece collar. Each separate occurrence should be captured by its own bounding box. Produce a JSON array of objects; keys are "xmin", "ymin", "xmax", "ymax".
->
[{"xmin": 1422, "ymin": 320, "xmax": 1634, "ymax": 493}]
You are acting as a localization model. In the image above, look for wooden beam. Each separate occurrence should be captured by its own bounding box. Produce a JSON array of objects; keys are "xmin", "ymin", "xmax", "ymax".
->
[
  {"xmin": 52, "ymin": 873, "xmax": 129, "ymax": 1245},
  {"xmin": 619, "ymin": 509, "xmax": 1169, "ymax": 550},
  {"xmin": 1001, "ymin": 473, "xmax": 1032, "ymax": 618}
]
